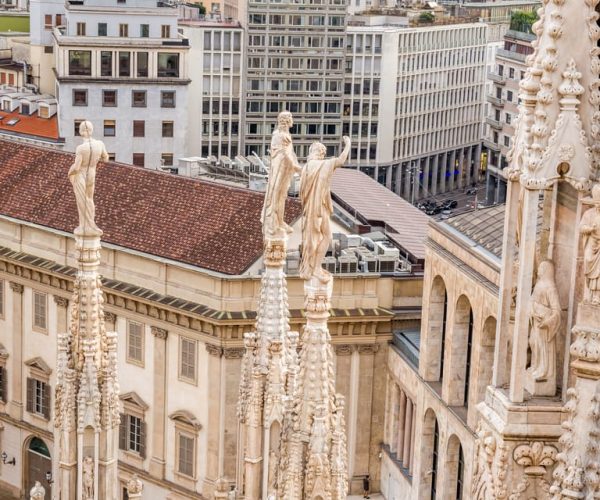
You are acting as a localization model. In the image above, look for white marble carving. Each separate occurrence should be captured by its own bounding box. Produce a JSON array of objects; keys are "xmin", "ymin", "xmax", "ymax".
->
[
  {"xmin": 580, "ymin": 184, "xmax": 600, "ymax": 304},
  {"xmin": 30, "ymin": 482, "xmax": 45, "ymax": 500},
  {"xmin": 299, "ymin": 137, "xmax": 351, "ymax": 282}
]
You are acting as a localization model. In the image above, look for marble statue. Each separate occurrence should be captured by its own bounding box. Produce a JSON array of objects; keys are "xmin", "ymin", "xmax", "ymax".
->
[
  {"xmin": 261, "ymin": 111, "xmax": 302, "ymax": 238},
  {"xmin": 299, "ymin": 137, "xmax": 351, "ymax": 282},
  {"xmin": 528, "ymin": 260, "xmax": 560, "ymax": 382},
  {"xmin": 580, "ymin": 184, "xmax": 600, "ymax": 304},
  {"xmin": 83, "ymin": 455, "xmax": 94, "ymax": 499},
  {"xmin": 267, "ymin": 448, "xmax": 278, "ymax": 496},
  {"xmin": 29, "ymin": 481, "xmax": 45, "ymax": 500},
  {"xmin": 68, "ymin": 120, "xmax": 108, "ymax": 236}
]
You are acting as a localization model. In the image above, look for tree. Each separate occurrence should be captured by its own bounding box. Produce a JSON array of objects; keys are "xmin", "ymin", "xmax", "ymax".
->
[
  {"xmin": 197, "ymin": 2, "xmax": 207, "ymax": 15},
  {"xmin": 509, "ymin": 10, "xmax": 538, "ymax": 34},
  {"xmin": 418, "ymin": 12, "xmax": 435, "ymax": 23}
]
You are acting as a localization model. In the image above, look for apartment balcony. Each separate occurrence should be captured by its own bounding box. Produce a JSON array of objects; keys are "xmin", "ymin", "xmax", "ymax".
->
[
  {"xmin": 487, "ymin": 94, "xmax": 505, "ymax": 107},
  {"xmin": 487, "ymin": 71, "xmax": 506, "ymax": 85},
  {"xmin": 486, "ymin": 116, "xmax": 503, "ymax": 130},
  {"xmin": 497, "ymin": 48, "xmax": 528, "ymax": 63},
  {"xmin": 483, "ymin": 139, "xmax": 501, "ymax": 151}
]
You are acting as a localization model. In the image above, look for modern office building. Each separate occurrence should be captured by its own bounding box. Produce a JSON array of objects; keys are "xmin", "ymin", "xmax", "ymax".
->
[
  {"xmin": 483, "ymin": 22, "xmax": 534, "ymax": 204},
  {"xmin": 53, "ymin": 0, "xmax": 190, "ymax": 168},
  {"xmin": 344, "ymin": 20, "xmax": 487, "ymax": 201},
  {"xmin": 180, "ymin": 19, "xmax": 244, "ymax": 159},
  {"xmin": 244, "ymin": 0, "xmax": 347, "ymax": 158}
]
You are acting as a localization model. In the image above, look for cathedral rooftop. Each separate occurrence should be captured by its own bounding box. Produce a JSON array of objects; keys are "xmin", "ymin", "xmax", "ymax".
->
[{"xmin": 0, "ymin": 139, "xmax": 302, "ymax": 275}]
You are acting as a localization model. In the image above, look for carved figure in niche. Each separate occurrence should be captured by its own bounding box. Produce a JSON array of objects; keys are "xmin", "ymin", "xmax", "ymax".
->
[
  {"xmin": 528, "ymin": 260, "xmax": 560, "ymax": 383},
  {"xmin": 126, "ymin": 474, "xmax": 143, "ymax": 495},
  {"xmin": 68, "ymin": 120, "xmax": 108, "ymax": 236},
  {"xmin": 299, "ymin": 137, "xmax": 351, "ymax": 283},
  {"xmin": 267, "ymin": 449, "xmax": 278, "ymax": 497},
  {"xmin": 261, "ymin": 111, "xmax": 302, "ymax": 238},
  {"xmin": 580, "ymin": 184, "xmax": 600, "ymax": 304},
  {"xmin": 29, "ymin": 482, "xmax": 45, "ymax": 500},
  {"xmin": 82, "ymin": 455, "xmax": 94, "ymax": 499}
]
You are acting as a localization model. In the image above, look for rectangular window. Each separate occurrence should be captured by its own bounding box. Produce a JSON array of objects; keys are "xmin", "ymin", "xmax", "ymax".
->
[
  {"xmin": 119, "ymin": 52, "xmax": 131, "ymax": 77},
  {"xmin": 68, "ymin": 50, "xmax": 92, "ymax": 76},
  {"xmin": 76, "ymin": 22, "xmax": 86, "ymax": 36},
  {"xmin": 136, "ymin": 52, "xmax": 149, "ymax": 78},
  {"xmin": 161, "ymin": 24, "xmax": 170, "ymax": 38},
  {"xmin": 0, "ymin": 365, "xmax": 6, "ymax": 402},
  {"xmin": 161, "ymin": 91, "xmax": 175, "ymax": 108},
  {"xmin": 119, "ymin": 24, "xmax": 129, "ymax": 37},
  {"xmin": 119, "ymin": 413, "xmax": 146, "ymax": 457},
  {"xmin": 44, "ymin": 46, "xmax": 53, "ymax": 54},
  {"xmin": 133, "ymin": 120, "xmax": 145, "ymax": 137},
  {"xmin": 161, "ymin": 153, "xmax": 173, "ymax": 167},
  {"xmin": 132, "ymin": 153, "xmax": 145, "ymax": 167},
  {"xmin": 33, "ymin": 291, "xmax": 47, "ymax": 331},
  {"xmin": 104, "ymin": 120, "xmax": 116, "ymax": 137},
  {"xmin": 101, "ymin": 51, "xmax": 112, "ymax": 77},
  {"xmin": 55, "ymin": 14, "xmax": 64, "ymax": 26},
  {"xmin": 157, "ymin": 53, "xmax": 180, "ymax": 78},
  {"xmin": 74, "ymin": 119, "xmax": 83, "ymax": 137},
  {"xmin": 98, "ymin": 22, "xmax": 107, "ymax": 36},
  {"xmin": 178, "ymin": 433, "xmax": 195, "ymax": 477},
  {"xmin": 162, "ymin": 121, "xmax": 174, "ymax": 137},
  {"xmin": 0, "ymin": 280, "xmax": 4, "ymax": 317},
  {"xmin": 140, "ymin": 24, "xmax": 149, "ymax": 37},
  {"xmin": 44, "ymin": 14, "xmax": 52, "ymax": 30},
  {"xmin": 102, "ymin": 90, "xmax": 117, "ymax": 107},
  {"xmin": 132, "ymin": 90, "xmax": 146, "ymax": 107},
  {"xmin": 127, "ymin": 321, "xmax": 144, "ymax": 364},
  {"xmin": 27, "ymin": 378, "xmax": 50, "ymax": 418},
  {"xmin": 72, "ymin": 89, "xmax": 88, "ymax": 106},
  {"xmin": 179, "ymin": 337, "xmax": 196, "ymax": 382}
]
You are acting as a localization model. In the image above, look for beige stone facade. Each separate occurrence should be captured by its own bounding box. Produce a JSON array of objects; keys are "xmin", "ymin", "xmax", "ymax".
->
[
  {"xmin": 0, "ymin": 215, "xmax": 421, "ymax": 498},
  {"xmin": 381, "ymin": 206, "xmax": 501, "ymax": 499}
]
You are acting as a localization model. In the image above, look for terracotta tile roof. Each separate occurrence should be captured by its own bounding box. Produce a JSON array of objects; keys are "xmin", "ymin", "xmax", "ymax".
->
[
  {"xmin": 331, "ymin": 167, "xmax": 430, "ymax": 261},
  {"xmin": 0, "ymin": 139, "xmax": 302, "ymax": 275},
  {"xmin": 0, "ymin": 109, "xmax": 60, "ymax": 142}
]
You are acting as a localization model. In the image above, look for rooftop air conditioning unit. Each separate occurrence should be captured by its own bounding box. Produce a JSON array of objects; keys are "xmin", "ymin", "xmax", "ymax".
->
[
  {"xmin": 338, "ymin": 252, "xmax": 358, "ymax": 273},
  {"xmin": 374, "ymin": 240, "xmax": 400, "ymax": 258},
  {"xmin": 378, "ymin": 255, "xmax": 397, "ymax": 273},
  {"xmin": 323, "ymin": 256, "xmax": 337, "ymax": 274}
]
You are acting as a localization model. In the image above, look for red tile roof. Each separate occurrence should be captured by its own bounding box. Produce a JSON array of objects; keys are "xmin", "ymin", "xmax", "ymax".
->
[
  {"xmin": 0, "ymin": 109, "xmax": 60, "ymax": 142},
  {"xmin": 331, "ymin": 168, "xmax": 429, "ymax": 261},
  {"xmin": 0, "ymin": 139, "xmax": 302, "ymax": 275}
]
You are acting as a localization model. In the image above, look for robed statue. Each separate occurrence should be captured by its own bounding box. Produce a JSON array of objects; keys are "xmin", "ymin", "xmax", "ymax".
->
[
  {"xmin": 261, "ymin": 111, "xmax": 301, "ymax": 238},
  {"xmin": 68, "ymin": 120, "xmax": 108, "ymax": 236},
  {"xmin": 528, "ymin": 260, "xmax": 560, "ymax": 385},
  {"xmin": 580, "ymin": 184, "xmax": 600, "ymax": 304},
  {"xmin": 299, "ymin": 137, "xmax": 351, "ymax": 283}
]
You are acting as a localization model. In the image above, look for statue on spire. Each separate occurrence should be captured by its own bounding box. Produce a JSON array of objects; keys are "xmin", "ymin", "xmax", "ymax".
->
[
  {"xmin": 261, "ymin": 111, "xmax": 302, "ymax": 238},
  {"xmin": 68, "ymin": 120, "xmax": 108, "ymax": 236},
  {"xmin": 299, "ymin": 136, "xmax": 351, "ymax": 283}
]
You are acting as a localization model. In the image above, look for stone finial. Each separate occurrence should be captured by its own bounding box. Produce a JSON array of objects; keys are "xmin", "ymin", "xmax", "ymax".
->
[{"xmin": 30, "ymin": 481, "xmax": 45, "ymax": 500}]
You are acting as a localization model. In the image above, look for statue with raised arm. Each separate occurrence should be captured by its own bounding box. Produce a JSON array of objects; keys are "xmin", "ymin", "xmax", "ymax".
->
[
  {"xmin": 299, "ymin": 137, "xmax": 351, "ymax": 283},
  {"xmin": 580, "ymin": 184, "xmax": 600, "ymax": 304},
  {"xmin": 68, "ymin": 120, "xmax": 108, "ymax": 236},
  {"xmin": 528, "ymin": 260, "xmax": 560, "ymax": 386},
  {"xmin": 261, "ymin": 111, "xmax": 302, "ymax": 238}
]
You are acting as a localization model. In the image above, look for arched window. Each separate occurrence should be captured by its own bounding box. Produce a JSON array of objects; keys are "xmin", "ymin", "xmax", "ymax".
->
[
  {"xmin": 431, "ymin": 419, "xmax": 439, "ymax": 500},
  {"xmin": 440, "ymin": 289, "xmax": 448, "ymax": 381},
  {"xmin": 464, "ymin": 309, "xmax": 474, "ymax": 406},
  {"xmin": 456, "ymin": 445, "xmax": 465, "ymax": 500}
]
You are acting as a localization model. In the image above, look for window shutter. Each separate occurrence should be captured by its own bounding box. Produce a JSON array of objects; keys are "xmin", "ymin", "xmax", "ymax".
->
[
  {"xmin": 119, "ymin": 413, "xmax": 128, "ymax": 450},
  {"xmin": 139, "ymin": 420, "xmax": 146, "ymax": 458},
  {"xmin": 26, "ymin": 377, "xmax": 33, "ymax": 413},
  {"xmin": 42, "ymin": 383, "xmax": 51, "ymax": 419},
  {"xmin": 0, "ymin": 367, "xmax": 6, "ymax": 402}
]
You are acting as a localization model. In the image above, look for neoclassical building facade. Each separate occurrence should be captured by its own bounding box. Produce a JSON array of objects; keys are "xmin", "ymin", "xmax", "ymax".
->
[
  {"xmin": 0, "ymin": 139, "xmax": 423, "ymax": 498},
  {"xmin": 382, "ymin": 204, "xmax": 502, "ymax": 499}
]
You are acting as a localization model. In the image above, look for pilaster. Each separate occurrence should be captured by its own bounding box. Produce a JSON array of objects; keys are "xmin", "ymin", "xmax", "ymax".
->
[
  {"xmin": 149, "ymin": 326, "xmax": 168, "ymax": 479},
  {"xmin": 8, "ymin": 281, "xmax": 23, "ymax": 420}
]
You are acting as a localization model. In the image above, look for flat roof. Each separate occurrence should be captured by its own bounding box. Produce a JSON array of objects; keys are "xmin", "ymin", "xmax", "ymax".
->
[{"xmin": 331, "ymin": 167, "xmax": 429, "ymax": 261}]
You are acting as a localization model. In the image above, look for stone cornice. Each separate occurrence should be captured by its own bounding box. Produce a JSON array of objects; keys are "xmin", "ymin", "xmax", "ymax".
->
[{"xmin": 0, "ymin": 246, "xmax": 393, "ymax": 343}]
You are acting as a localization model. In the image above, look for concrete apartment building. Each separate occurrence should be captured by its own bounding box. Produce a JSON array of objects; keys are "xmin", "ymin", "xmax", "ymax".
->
[
  {"xmin": 0, "ymin": 139, "xmax": 426, "ymax": 498},
  {"xmin": 344, "ymin": 20, "xmax": 487, "ymax": 201},
  {"xmin": 244, "ymin": 0, "xmax": 347, "ymax": 158},
  {"xmin": 483, "ymin": 22, "xmax": 534, "ymax": 204},
  {"xmin": 181, "ymin": 19, "xmax": 245, "ymax": 159},
  {"xmin": 52, "ymin": 0, "xmax": 190, "ymax": 168}
]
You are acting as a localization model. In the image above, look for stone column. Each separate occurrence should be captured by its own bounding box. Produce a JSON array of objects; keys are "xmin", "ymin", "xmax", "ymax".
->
[
  {"xmin": 223, "ymin": 348, "xmax": 244, "ymax": 479},
  {"xmin": 422, "ymin": 157, "xmax": 431, "ymax": 198},
  {"xmin": 353, "ymin": 344, "xmax": 376, "ymax": 477},
  {"xmin": 509, "ymin": 185, "xmax": 539, "ymax": 403},
  {"xmin": 431, "ymin": 154, "xmax": 439, "ymax": 196},
  {"xmin": 205, "ymin": 343, "xmax": 223, "ymax": 495},
  {"xmin": 408, "ymin": 403, "xmax": 416, "ymax": 476},
  {"xmin": 402, "ymin": 398, "xmax": 413, "ymax": 470},
  {"xmin": 448, "ymin": 150, "xmax": 457, "ymax": 191},
  {"xmin": 395, "ymin": 389, "xmax": 406, "ymax": 460},
  {"xmin": 385, "ymin": 166, "xmax": 392, "ymax": 191},
  {"xmin": 53, "ymin": 296, "xmax": 69, "ymax": 333},
  {"xmin": 457, "ymin": 148, "xmax": 465, "ymax": 190},
  {"xmin": 149, "ymin": 326, "xmax": 168, "ymax": 478},
  {"xmin": 8, "ymin": 281, "xmax": 23, "ymax": 420}
]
